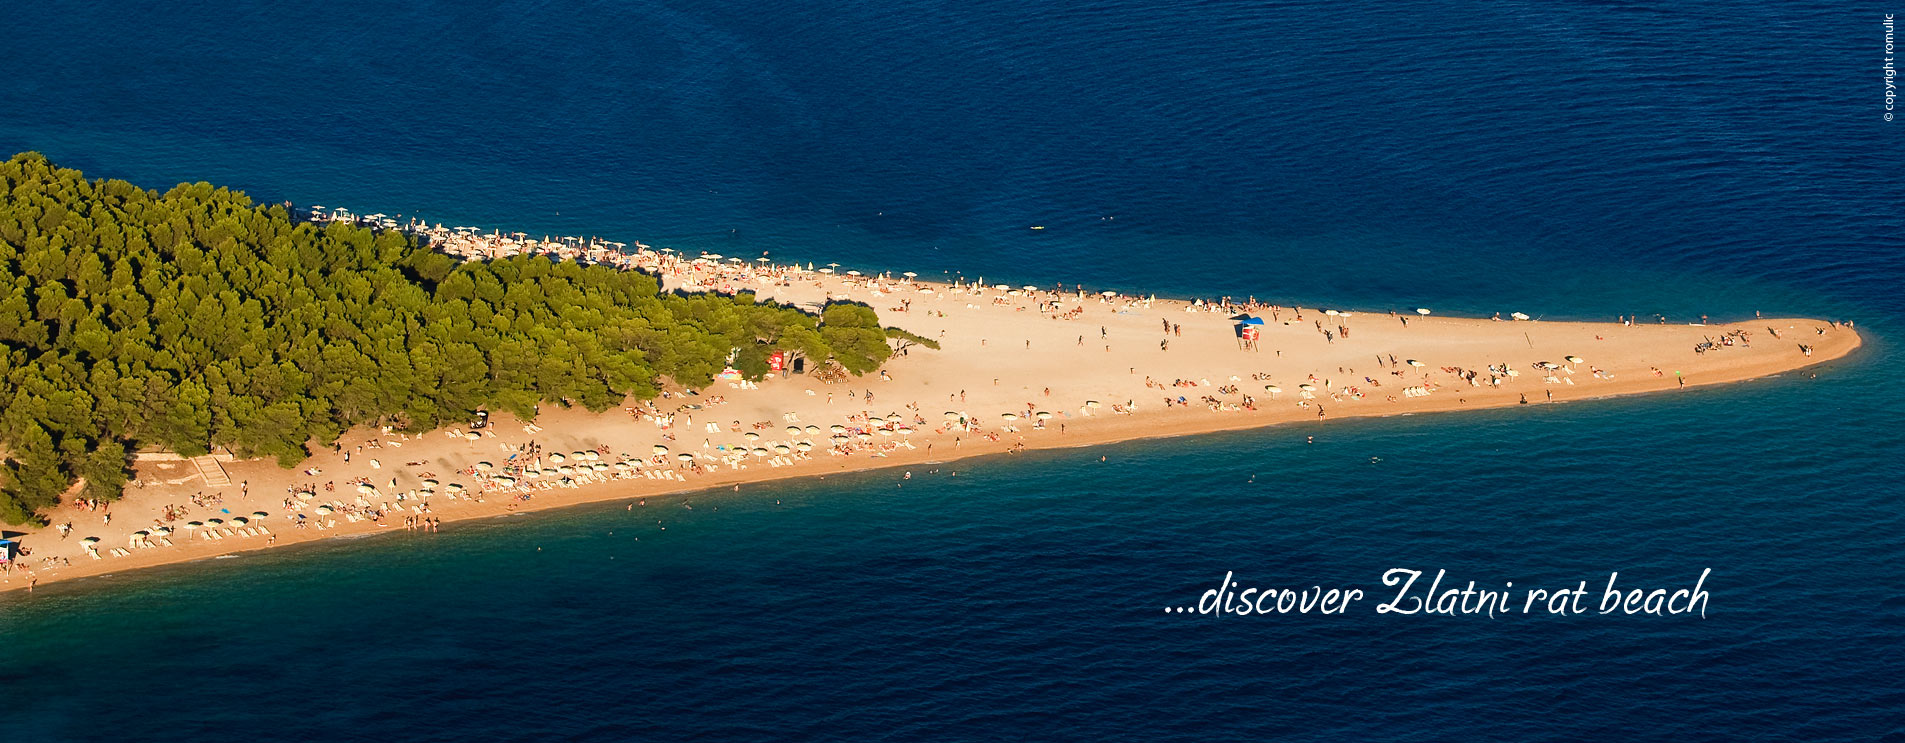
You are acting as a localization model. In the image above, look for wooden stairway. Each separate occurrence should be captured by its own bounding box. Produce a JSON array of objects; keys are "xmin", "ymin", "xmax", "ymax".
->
[{"xmin": 192, "ymin": 455, "xmax": 232, "ymax": 488}]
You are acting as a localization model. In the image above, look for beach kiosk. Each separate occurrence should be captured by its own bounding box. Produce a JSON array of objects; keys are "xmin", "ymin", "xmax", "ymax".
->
[{"xmin": 0, "ymin": 539, "xmax": 14, "ymax": 563}]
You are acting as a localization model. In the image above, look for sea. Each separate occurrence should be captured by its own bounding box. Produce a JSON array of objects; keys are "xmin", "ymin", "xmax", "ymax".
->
[{"xmin": 2, "ymin": 1, "xmax": 1900, "ymax": 740}]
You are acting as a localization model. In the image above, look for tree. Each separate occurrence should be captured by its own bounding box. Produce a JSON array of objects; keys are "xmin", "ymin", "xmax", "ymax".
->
[{"xmin": 0, "ymin": 152, "xmax": 902, "ymax": 522}]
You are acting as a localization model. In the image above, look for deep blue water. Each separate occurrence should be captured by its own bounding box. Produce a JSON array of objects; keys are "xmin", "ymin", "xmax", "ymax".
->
[{"xmin": 2, "ymin": 1, "xmax": 1901, "ymax": 740}]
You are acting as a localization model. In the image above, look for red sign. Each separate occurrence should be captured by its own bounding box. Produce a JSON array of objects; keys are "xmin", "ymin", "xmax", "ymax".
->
[
  {"xmin": 1241, "ymin": 327, "xmax": 1260, "ymax": 341},
  {"xmin": 768, "ymin": 351, "xmax": 785, "ymax": 371}
]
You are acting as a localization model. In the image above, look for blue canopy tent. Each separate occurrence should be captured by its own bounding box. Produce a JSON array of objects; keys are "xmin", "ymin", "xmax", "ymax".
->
[{"xmin": 1233, "ymin": 316, "xmax": 1265, "ymax": 350}]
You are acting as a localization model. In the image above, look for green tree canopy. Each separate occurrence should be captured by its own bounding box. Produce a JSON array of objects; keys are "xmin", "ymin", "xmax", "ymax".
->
[{"xmin": 0, "ymin": 152, "xmax": 898, "ymax": 523}]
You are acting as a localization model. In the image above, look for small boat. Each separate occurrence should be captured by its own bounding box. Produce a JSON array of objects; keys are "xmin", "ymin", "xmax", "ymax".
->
[{"xmin": 1028, "ymin": 225, "xmax": 1045, "ymax": 231}]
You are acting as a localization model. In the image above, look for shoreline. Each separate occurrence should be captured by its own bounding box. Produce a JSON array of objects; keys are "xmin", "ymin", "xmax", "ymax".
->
[
  {"xmin": 14, "ymin": 345, "xmax": 1865, "ymax": 597},
  {"xmin": 0, "ymin": 261, "xmax": 1866, "ymax": 595}
]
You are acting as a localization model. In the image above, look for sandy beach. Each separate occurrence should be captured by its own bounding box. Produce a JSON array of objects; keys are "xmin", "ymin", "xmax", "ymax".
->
[{"xmin": 0, "ymin": 253, "xmax": 1864, "ymax": 593}]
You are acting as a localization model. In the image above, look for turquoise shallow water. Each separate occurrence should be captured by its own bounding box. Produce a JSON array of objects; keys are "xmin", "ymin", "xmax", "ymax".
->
[{"xmin": 2, "ymin": 0, "xmax": 1901, "ymax": 740}]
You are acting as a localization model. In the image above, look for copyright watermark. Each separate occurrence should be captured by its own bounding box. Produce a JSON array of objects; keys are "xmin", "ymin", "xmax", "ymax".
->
[{"xmin": 1887, "ymin": 14, "xmax": 1897, "ymax": 120}]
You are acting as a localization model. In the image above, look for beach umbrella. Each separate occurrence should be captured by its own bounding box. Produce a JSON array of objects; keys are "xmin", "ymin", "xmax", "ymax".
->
[
  {"xmin": 1415, "ymin": 308, "xmax": 1432, "ymax": 315},
  {"xmin": 877, "ymin": 429, "xmax": 894, "ymax": 436},
  {"xmin": 1001, "ymin": 412, "xmax": 1019, "ymax": 421},
  {"xmin": 524, "ymin": 469, "xmax": 541, "ymax": 479},
  {"xmin": 831, "ymin": 424, "xmax": 847, "ymax": 433},
  {"xmin": 543, "ymin": 468, "xmax": 561, "ymax": 477},
  {"xmin": 1265, "ymin": 385, "xmax": 1282, "ymax": 394},
  {"xmin": 702, "ymin": 253, "xmax": 723, "ymax": 260},
  {"xmin": 653, "ymin": 444, "xmax": 670, "ymax": 455},
  {"xmin": 1035, "ymin": 411, "xmax": 1052, "ymax": 420},
  {"xmin": 496, "ymin": 476, "xmax": 517, "ymax": 486},
  {"xmin": 831, "ymin": 435, "xmax": 848, "ymax": 443},
  {"xmin": 796, "ymin": 442, "xmax": 813, "ymax": 452},
  {"xmin": 558, "ymin": 466, "xmax": 576, "ymax": 476},
  {"xmin": 678, "ymin": 453, "xmax": 695, "ymax": 462},
  {"xmin": 787, "ymin": 426, "xmax": 802, "ymax": 435},
  {"xmin": 918, "ymin": 287, "xmax": 935, "ymax": 294},
  {"xmin": 943, "ymin": 411, "xmax": 962, "ymax": 421},
  {"xmin": 548, "ymin": 453, "xmax": 565, "ymax": 463},
  {"xmin": 1102, "ymin": 290, "xmax": 1117, "ymax": 297},
  {"xmin": 847, "ymin": 270, "xmax": 862, "ymax": 276},
  {"xmin": 314, "ymin": 506, "xmax": 333, "ymax": 515},
  {"xmin": 1085, "ymin": 400, "xmax": 1101, "ymax": 408},
  {"xmin": 903, "ymin": 272, "xmax": 918, "ymax": 278},
  {"xmin": 253, "ymin": 511, "xmax": 269, "ymax": 519},
  {"xmin": 572, "ymin": 451, "xmax": 589, "ymax": 460},
  {"xmin": 1565, "ymin": 355, "xmax": 1584, "ymax": 364},
  {"xmin": 1406, "ymin": 359, "xmax": 1425, "ymax": 368},
  {"xmin": 775, "ymin": 445, "xmax": 792, "ymax": 454},
  {"xmin": 804, "ymin": 425, "xmax": 821, "ymax": 434},
  {"xmin": 744, "ymin": 432, "xmax": 761, "ymax": 441},
  {"xmin": 475, "ymin": 461, "xmax": 493, "ymax": 471},
  {"xmin": 752, "ymin": 447, "xmax": 771, "ymax": 457},
  {"xmin": 1512, "ymin": 312, "xmax": 1531, "ymax": 321},
  {"xmin": 818, "ymin": 268, "xmax": 834, "ymax": 274},
  {"xmin": 1325, "ymin": 309, "xmax": 1340, "ymax": 316},
  {"xmin": 421, "ymin": 479, "xmax": 439, "ymax": 489},
  {"xmin": 447, "ymin": 483, "xmax": 465, "ymax": 493},
  {"xmin": 1298, "ymin": 384, "xmax": 1316, "ymax": 391},
  {"xmin": 183, "ymin": 522, "xmax": 202, "ymax": 530},
  {"xmin": 886, "ymin": 414, "xmax": 903, "ymax": 423},
  {"xmin": 464, "ymin": 432, "xmax": 481, "ymax": 441},
  {"xmin": 586, "ymin": 451, "xmax": 601, "ymax": 461},
  {"xmin": 897, "ymin": 426, "xmax": 916, "ymax": 435},
  {"xmin": 229, "ymin": 518, "xmax": 248, "ymax": 527},
  {"xmin": 1023, "ymin": 285, "xmax": 1038, "ymax": 291},
  {"xmin": 81, "ymin": 536, "xmax": 100, "ymax": 545}
]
